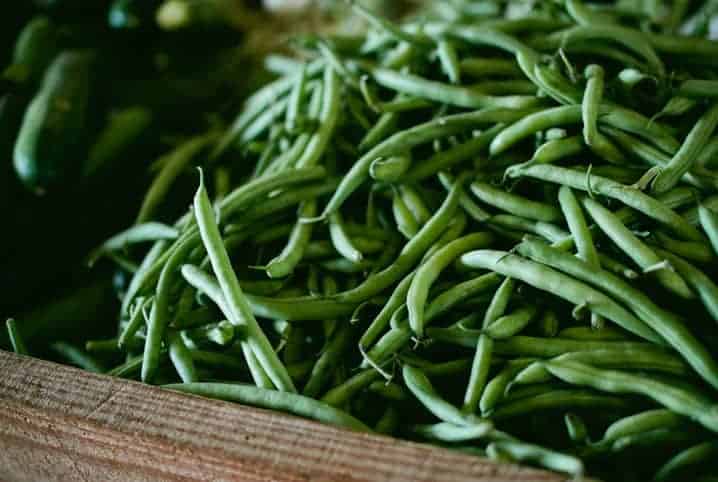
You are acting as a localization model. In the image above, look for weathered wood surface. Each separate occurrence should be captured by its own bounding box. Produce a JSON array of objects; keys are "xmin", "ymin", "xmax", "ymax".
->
[{"xmin": 0, "ymin": 350, "xmax": 580, "ymax": 482}]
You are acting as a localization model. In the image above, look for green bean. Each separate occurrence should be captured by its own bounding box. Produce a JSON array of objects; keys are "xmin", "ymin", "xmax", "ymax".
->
[
  {"xmin": 125, "ymin": 166, "xmax": 327, "ymax": 315},
  {"xmin": 211, "ymin": 59, "xmax": 324, "ymax": 158},
  {"xmin": 654, "ymin": 441, "xmax": 718, "ymax": 481},
  {"xmin": 537, "ymin": 310, "xmax": 559, "ymax": 337},
  {"xmin": 316, "ymin": 41, "xmax": 357, "ymax": 89},
  {"xmin": 559, "ymin": 186, "xmax": 599, "ymax": 267},
  {"xmin": 295, "ymin": 67, "xmax": 341, "ymax": 169},
  {"xmin": 398, "ymin": 356, "xmax": 471, "ymax": 377},
  {"xmin": 547, "ymin": 25, "xmax": 664, "ymax": 75},
  {"xmin": 490, "ymin": 105, "xmax": 582, "ymax": 156},
  {"xmin": 405, "ymin": 126, "xmax": 502, "ymax": 183},
  {"xmin": 656, "ymin": 96, "xmax": 697, "ymax": 119},
  {"xmin": 239, "ymin": 179, "xmax": 339, "ymax": 221},
  {"xmin": 398, "ymin": 185, "xmax": 431, "ymax": 225},
  {"xmin": 557, "ymin": 326, "xmax": 628, "ymax": 341},
  {"xmin": 285, "ymin": 63, "xmax": 307, "ymax": 132},
  {"xmin": 250, "ymin": 173, "xmax": 464, "ymax": 322},
  {"xmin": 489, "ymin": 214, "xmax": 568, "ymax": 243},
  {"xmin": 505, "ymin": 163, "xmax": 703, "ymax": 241},
  {"xmin": 564, "ymin": 413, "xmax": 588, "ymax": 444},
  {"xmin": 460, "ymin": 250, "xmax": 662, "ymax": 342},
  {"xmin": 533, "ymin": 63, "xmax": 582, "ymax": 105},
  {"xmin": 86, "ymin": 338, "xmax": 131, "ymax": 354},
  {"xmin": 652, "ymin": 102, "xmax": 718, "ymax": 194},
  {"xmin": 403, "ymin": 364, "xmax": 477, "ymax": 426},
  {"xmin": 328, "ymin": 211, "xmax": 363, "ymax": 263},
  {"xmin": 321, "ymin": 107, "xmax": 533, "ymax": 219},
  {"xmin": 266, "ymin": 201, "xmax": 317, "ymax": 278},
  {"xmin": 88, "ymin": 222, "xmax": 179, "ymax": 266},
  {"xmin": 460, "ymin": 57, "xmax": 522, "ymax": 78},
  {"xmin": 358, "ymin": 111, "xmax": 397, "ymax": 152},
  {"xmin": 168, "ymin": 330, "xmax": 197, "ymax": 383},
  {"xmin": 375, "ymin": 97, "xmax": 434, "ymax": 113},
  {"xmin": 5, "ymin": 319, "xmax": 28, "ymax": 355},
  {"xmin": 51, "ymin": 342, "xmax": 105, "ymax": 373},
  {"xmin": 657, "ymin": 249, "xmax": 718, "ymax": 325},
  {"xmin": 470, "ymin": 181, "xmax": 561, "ymax": 222},
  {"xmin": 439, "ymin": 173, "xmax": 492, "ymax": 222},
  {"xmin": 581, "ymin": 196, "xmax": 694, "ymax": 299},
  {"xmin": 350, "ymin": 0, "xmax": 431, "ymax": 46},
  {"xmin": 382, "ymin": 41, "xmax": 415, "ymax": 69},
  {"xmin": 699, "ymin": 204, "xmax": 718, "ymax": 257},
  {"xmin": 181, "ymin": 265, "xmax": 273, "ymax": 388},
  {"xmin": 599, "ymin": 106, "xmax": 679, "ymax": 154},
  {"xmin": 517, "ymin": 238, "xmax": 718, "ymax": 389},
  {"xmin": 166, "ymin": 382, "xmax": 370, "ymax": 432},
  {"xmin": 490, "ymin": 388, "xmax": 632, "ymax": 420},
  {"xmin": 599, "ymin": 409, "xmax": 687, "ymax": 447},
  {"xmin": 484, "ymin": 306, "xmax": 538, "ymax": 339},
  {"xmin": 650, "ymin": 232, "xmax": 714, "ymax": 264},
  {"xmin": 321, "ymin": 369, "xmax": 381, "ymax": 407},
  {"xmin": 361, "ymin": 272, "xmax": 502, "ymax": 368},
  {"xmin": 392, "ymin": 189, "xmax": 419, "ymax": 239},
  {"xmin": 303, "ymin": 323, "xmax": 354, "ymax": 398},
  {"xmin": 582, "ymin": 65, "xmax": 604, "ymax": 147},
  {"xmin": 430, "ymin": 271, "xmax": 504, "ymax": 321},
  {"xmin": 463, "ymin": 276, "xmax": 514, "ymax": 414},
  {"xmin": 463, "ymin": 335, "xmax": 494, "ymax": 415},
  {"xmin": 566, "ymin": 0, "xmax": 613, "ymax": 24},
  {"xmin": 369, "ymin": 155, "xmax": 411, "ymax": 182},
  {"xmin": 136, "ymin": 133, "xmax": 217, "ymax": 224},
  {"xmin": 684, "ymin": 196, "xmax": 718, "ymax": 226},
  {"xmin": 371, "ymin": 67, "xmax": 541, "ymax": 110},
  {"xmin": 604, "ymin": 126, "xmax": 714, "ymax": 191},
  {"xmin": 514, "ymin": 347, "xmax": 689, "ymax": 386},
  {"xmin": 142, "ymin": 232, "xmax": 199, "ymax": 383},
  {"xmin": 410, "ymin": 420, "xmax": 494, "ymax": 443},
  {"xmin": 360, "ymin": 271, "xmax": 414, "ymax": 349},
  {"xmin": 480, "ymin": 358, "xmax": 536, "ymax": 414},
  {"xmin": 437, "ymin": 39, "xmax": 461, "ymax": 84},
  {"xmin": 182, "ymin": 320, "xmax": 235, "ymax": 347},
  {"xmin": 374, "ymin": 406, "xmax": 400, "ymax": 434},
  {"xmin": 608, "ymin": 426, "xmax": 705, "ymax": 451},
  {"xmin": 118, "ymin": 297, "xmax": 150, "ymax": 349},
  {"xmin": 488, "ymin": 440, "xmax": 583, "ymax": 476},
  {"xmin": 543, "ymin": 360, "xmax": 718, "ymax": 433},
  {"xmin": 471, "ymin": 80, "xmax": 537, "ymax": 96},
  {"xmin": 368, "ymin": 381, "xmax": 407, "ymax": 401},
  {"xmin": 193, "ymin": 172, "xmax": 295, "ymax": 392},
  {"xmin": 677, "ymin": 80, "xmax": 718, "ymax": 99},
  {"xmin": 531, "ymin": 135, "xmax": 583, "ymax": 164},
  {"xmin": 108, "ymin": 353, "xmax": 152, "ymax": 378},
  {"xmin": 264, "ymin": 55, "xmax": 304, "ymax": 75},
  {"xmin": 408, "ymin": 233, "xmax": 494, "ymax": 337},
  {"xmin": 698, "ymin": 137, "xmax": 718, "ymax": 169}
]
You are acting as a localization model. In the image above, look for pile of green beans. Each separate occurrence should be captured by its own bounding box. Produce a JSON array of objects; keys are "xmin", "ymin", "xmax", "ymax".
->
[{"xmin": 10, "ymin": 1, "xmax": 718, "ymax": 480}]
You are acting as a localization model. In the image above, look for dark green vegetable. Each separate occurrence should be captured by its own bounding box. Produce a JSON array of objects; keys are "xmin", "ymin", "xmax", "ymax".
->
[
  {"xmin": 3, "ymin": 16, "xmax": 58, "ymax": 86},
  {"xmin": 13, "ymin": 50, "xmax": 94, "ymax": 193}
]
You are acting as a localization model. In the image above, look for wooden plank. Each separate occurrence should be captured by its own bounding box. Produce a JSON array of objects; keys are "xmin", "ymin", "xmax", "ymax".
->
[{"xmin": 0, "ymin": 350, "xmax": 583, "ymax": 482}]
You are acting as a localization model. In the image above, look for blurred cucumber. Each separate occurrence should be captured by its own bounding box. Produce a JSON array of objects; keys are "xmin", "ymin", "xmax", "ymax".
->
[
  {"xmin": 3, "ymin": 16, "xmax": 59, "ymax": 86},
  {"xmin": 14, "ymin": 50, "xmax": 94, "ymax": 194}
]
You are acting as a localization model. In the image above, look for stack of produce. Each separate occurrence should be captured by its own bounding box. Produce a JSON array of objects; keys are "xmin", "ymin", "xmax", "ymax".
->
[{"xmin": 8, "ymin": 1, "xmax": 718, "ymax": 480}]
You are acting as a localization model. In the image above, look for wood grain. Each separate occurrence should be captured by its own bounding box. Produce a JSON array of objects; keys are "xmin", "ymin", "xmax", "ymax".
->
[{"xmin": 0, "ymin": 350, "xmax": 583, "ymax": 482}]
